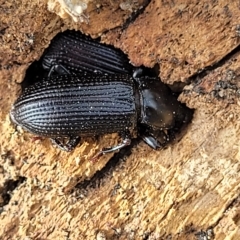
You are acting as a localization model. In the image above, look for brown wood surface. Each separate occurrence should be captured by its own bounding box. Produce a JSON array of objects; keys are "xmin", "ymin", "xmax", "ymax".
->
[{"xmin": 0, "ymin": 0, "xmax": 240, "ymax": 239}]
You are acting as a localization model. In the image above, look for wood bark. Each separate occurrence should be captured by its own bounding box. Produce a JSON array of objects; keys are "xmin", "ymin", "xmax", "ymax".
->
[{"xmin": 0, "ymin": 0, "xmax": 240, "ymax": 239}]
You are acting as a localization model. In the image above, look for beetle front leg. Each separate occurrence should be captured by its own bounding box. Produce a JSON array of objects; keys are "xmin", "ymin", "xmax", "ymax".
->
[
  {"xmin": 48, "ymin": 64, "xmax": 71, "ymax": 77},
  {"xmin": 140, "ymin": 126, "xmax": 174, "ymax": 150},
  {"xmin": 51, "ymin": 136, "xmax": 81, "ymax": 152},
  {"xmin": 91, "ymin": 132, "xmax": 131, "ymax": 162}
]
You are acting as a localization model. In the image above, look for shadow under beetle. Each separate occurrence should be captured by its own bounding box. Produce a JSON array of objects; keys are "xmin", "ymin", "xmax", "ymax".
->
[{"xmin": 10, "ymin": 30, "xmax": 193, "ymax": 158}]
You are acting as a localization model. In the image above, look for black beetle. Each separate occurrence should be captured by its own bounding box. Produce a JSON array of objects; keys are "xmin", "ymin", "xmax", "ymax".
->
[
  {"xmin": 41, "ymin": 30, "xmax": 134, "ymax": 76},
  {"xmin": 10, "ymin": 73, "xmax": 192, "ymax": 158},
  {"xmin": 10, "ymin": 30, "xmax": 193, "ymax": 158}
]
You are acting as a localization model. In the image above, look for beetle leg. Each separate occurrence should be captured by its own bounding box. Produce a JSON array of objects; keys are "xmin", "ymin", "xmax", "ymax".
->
[
  {"xmin": 141, "ymin": 134, "xmax": 161, "ymax": 149},
  {"xmin": 91, "ymin": 134, "xmax": 131, "ymax": 162},
  {"xmin": 51, "ymin": 136, "xmax": 81, "ymax": 152},
  {"xmin": 133, "ymin": 66, "xmax": 159, "ymax": 79},
  {"xmin": 140, "ymin": 127, "xmax": 174, "ymax": 150},
  {"xmin": 133, "ymin": 67, "xmax": 144, "ymax": 78},
  {"xmin": 48, "ymin": 64, "xmax": 71, "ymax": 77}
]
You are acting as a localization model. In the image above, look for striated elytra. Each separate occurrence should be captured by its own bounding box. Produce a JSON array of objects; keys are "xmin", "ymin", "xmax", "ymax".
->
[
  {"xmin": 10, "ymin": 73, "xmax": 192, "ymax": 157},
  {"xmin": 11, "ymin": 74, "xmax": 137, "ymax": 137},
  {"xmin": 10, "ymin": 30, "xmax": 193, "ymax": 158},
  {"xmin": 42, "ymin": 30, "xmax": 133, "ymax": 76}
]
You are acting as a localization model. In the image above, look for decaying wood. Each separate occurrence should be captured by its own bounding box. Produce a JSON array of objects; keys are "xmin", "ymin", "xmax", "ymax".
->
[
  {"xmin": 103, "ymin": 0, "xmax": 240, "ymax": 85},
  {"xmin": 0, "ymin": 0, "xmax": 240, "ymax": 239}
]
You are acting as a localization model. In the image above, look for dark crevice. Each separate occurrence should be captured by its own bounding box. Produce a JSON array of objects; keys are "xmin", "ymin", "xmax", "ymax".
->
[
  {"xmin": 195, "ymin": 228, "xmax": 214, "ymax": 240},
  {"xmin": 175, "ymin": 224, "xmax": 215, "ymax": 240},
  {"xmin": 0, "ymin": 177, "xmax": 26, "ymax": 209},
  {"xmin": 121, "ymin": 0, "xmax": 151, "ymax": 31},
  {"xmin": 102, "ymin": 0, "xmax": 151, "ymax": 35},
  {"xmin": 21, "ymin": 60, "xmax": 49, "ymax": 89},
  {"xmin": 212, "ymin": 193, "xmax": 240, "ymax": 227},
  {"xmin": 0, "ymin": 61, "xmax": 23, "ymax": 71},
  {"xmin": 187, "ymin": 43, "xmax": 240, "ymax": 84},
  {"xmin": 224, "ymin": 194, "xmax": 240, "ymax": 213}
]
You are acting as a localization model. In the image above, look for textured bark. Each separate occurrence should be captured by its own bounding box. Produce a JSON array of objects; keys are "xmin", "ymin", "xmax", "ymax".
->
[
  {"xmin": 0, "ymin": 0, "xmax": 240, "ymax": 239},
  {"xmin": 104, "ymin": 0, "xmax": 240, "ymax": 84}
]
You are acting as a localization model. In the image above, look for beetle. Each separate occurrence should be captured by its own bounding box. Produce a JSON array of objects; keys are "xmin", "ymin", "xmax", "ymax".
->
[
  {"xmin": 41, "ymin": 30, "xmax": 134, "ymax": 76},
  {"xmin": 10, "ymin": 73, "xmax": 192, "ymax": 158},
  {"xmin": 10, "ymin": 30, "xmax": 193, "ymax": 158}
]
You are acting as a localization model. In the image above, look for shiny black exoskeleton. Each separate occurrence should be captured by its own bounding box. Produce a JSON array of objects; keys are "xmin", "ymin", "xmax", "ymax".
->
[
  {"xmin": 10, "ymin": 73, "xmax": 192, "ymax": 156},
  {"xmin": 10, "ymin": 30, "xmax": 193, "ymax": 158},
  {"xmin": 42, "ymin": 30, "xmax": 133, "ymax": 76}
]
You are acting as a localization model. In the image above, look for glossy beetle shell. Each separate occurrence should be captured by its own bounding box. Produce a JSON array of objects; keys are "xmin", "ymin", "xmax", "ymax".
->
[
  {"xmin": 42, "ymin": 30, "xmax": 133, "ymax": 75},
  {"xmin": 10, "ymin": 30, "xmax": 193, "ymax": 153},
  {"xmin": 10, "ymin": 74, "xmax": 138, "ymax": 138}
]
